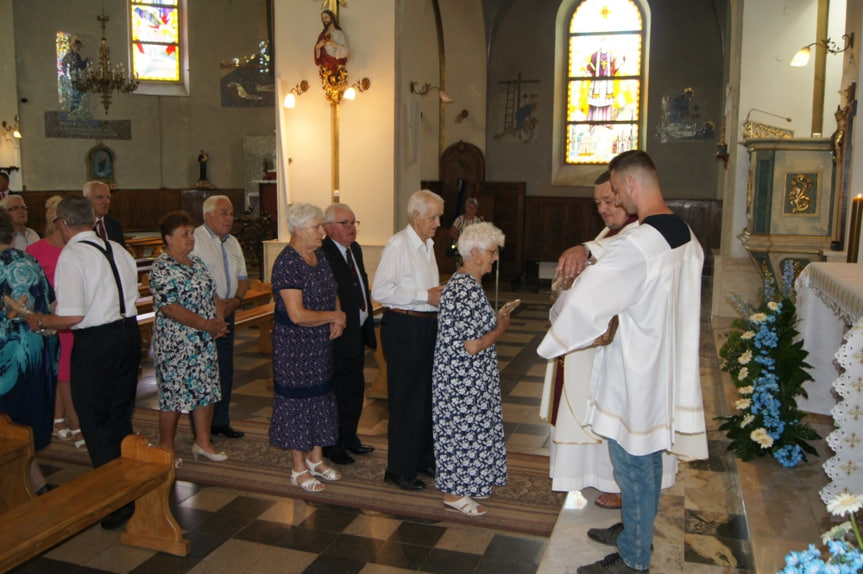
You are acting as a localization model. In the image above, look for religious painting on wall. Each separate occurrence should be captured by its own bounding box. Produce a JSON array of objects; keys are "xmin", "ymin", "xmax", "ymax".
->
[
  {"xmin": 656, "ymin": 87, "xmax": 715, "ymax": 143},
  {"xmin": 87, "ymin": 144, "xmax": 116, "ymax": 188},
  {"xmin": 220, "ymin": 40, "xmax": 275, "ymax": 107},
  {"xmin": 49, "ymin": 32, "xmax": 132, "ymax": 139},
  {"xmin": 56, "ymin": 31, "xmax": 94, "ymax": 121},
  {"xmin": 565, "ymin": 0, "xmax": 644, "ymax": 165},
  {"xmin": 493, "ymin": 73, "xmax": 540, "ymax": 144}
]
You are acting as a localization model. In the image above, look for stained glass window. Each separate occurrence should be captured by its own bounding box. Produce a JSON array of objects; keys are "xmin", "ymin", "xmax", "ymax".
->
[
  {"xmin": 565, "ymin": 0, "xmax": 644, "ymax": 164},
  {"xmin": 130, "ymin": 0, "xmax": 181, "ymax": 82}
]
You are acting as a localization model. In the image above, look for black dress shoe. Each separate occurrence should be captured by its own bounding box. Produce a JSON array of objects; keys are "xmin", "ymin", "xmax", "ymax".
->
[
  {"xmin": 346, "ymin": 443, "xmax": 375, "ymax": 455},
  {"xmin": 101, "ymin": 502, "xmax": 135, "ymax": 530},
  {"xmin": 35, "ymin": 484, "xmax": 56, "ymax": 496},
  {"xmin": 417, "ymin": 465, "xmax": 436, "ymax": 478},
  {"xmin": 327, "ymin": 451, "xmax": 356, "ymax": 465},
  {"xmin": 211, "ymin": 425, "xmax": 244, "ymax": 438},
  {"xmin": 384, "ymin": 470, "xmax": 425, "ymax": 491}
]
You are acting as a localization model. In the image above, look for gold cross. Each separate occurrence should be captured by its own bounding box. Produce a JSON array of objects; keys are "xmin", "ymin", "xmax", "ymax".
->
[
  {"xmin": 848, "ymin": 405, "xmax": 863, "ymax": 421},
  {"xmin": 841, "ymin": 460, "xmax": 858, "ymax": 476},
  {"xmin": 600, "ymin": 6, "xmax": 610, "ymax": 18},
  {"xmin": 846, "ymin": 433, "xmax": 861, "ymax": 449}
]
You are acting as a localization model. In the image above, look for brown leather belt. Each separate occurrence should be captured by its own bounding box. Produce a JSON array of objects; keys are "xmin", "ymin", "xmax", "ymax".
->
[{"xmin": 387, "ymin": 308, "xmax": 437, "ymax": 319}]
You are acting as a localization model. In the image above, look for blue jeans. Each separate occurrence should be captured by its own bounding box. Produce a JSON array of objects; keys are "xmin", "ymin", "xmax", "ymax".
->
[{"xmin": 608, "ymin": 439, "xmax": 662, "ymax": 571}]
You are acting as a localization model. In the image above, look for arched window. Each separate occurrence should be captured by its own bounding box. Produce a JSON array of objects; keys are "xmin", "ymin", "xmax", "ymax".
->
[
  {"xmin": 130, "ymin": 0, "xmax": 188, "ymax": 95},
  {"xmin": 564, "ymin": 0, "xmax": 644, "ymax": 165}
]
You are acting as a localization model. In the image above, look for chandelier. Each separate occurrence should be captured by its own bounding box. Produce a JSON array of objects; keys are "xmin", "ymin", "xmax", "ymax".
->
[{"xmin": 72, "ymin": 13, "xmax": 139, "ymax": 115}]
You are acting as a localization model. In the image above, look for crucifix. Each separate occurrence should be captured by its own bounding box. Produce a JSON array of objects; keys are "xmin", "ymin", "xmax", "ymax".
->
[{"xmin": 313, "ymin": 2, "xmax": 369, "ymax": 203}]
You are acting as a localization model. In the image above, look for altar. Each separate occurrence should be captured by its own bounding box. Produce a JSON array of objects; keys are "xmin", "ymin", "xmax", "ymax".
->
[{"xmin": 795, "ymin": 262, "xmax": 863, "ymax": 501}]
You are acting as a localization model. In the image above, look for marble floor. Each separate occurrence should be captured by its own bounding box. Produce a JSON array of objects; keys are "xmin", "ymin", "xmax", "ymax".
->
[{"xmin": 14, "ymin": 285, "xmax": 839, "ymax": 573}]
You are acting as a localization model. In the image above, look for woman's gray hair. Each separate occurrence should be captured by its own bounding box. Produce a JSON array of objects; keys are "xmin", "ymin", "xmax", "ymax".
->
[
  {"xmin": 465, "ymin": 197, "xmax": 479, "ymax": 207},
  {"xmin": 287, "ymin": 203, "xmax": 324, "ymax": 233},
  {"xmin": 0, "ymin": 207, "xmax": 13, "ymax": 245},
  {"xmin": 407, "ymin": 189, "xmax": 443, "ymax": 219},
  {"xmin": 458, "ymin": 222, "xmax": 505, "ymax": 262}
]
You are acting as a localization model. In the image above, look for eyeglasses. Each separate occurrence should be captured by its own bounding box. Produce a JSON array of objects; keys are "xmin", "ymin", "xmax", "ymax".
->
[
  {"xmin": 484, "ymin": 248, "xmax": 499, "ymax": 257},
  {"xmin": 7, "ymin": 205, "xmax": 27, "ymax": 211},
  {"xmin": 52, "ymin": 217, "xmax": 63, "ymax": 224},
  {"xmin": 304, "ymin": 223, "xmax": 326, "ymax": 231},
  {"xmin": 333, "ymin": 220, "xmax": 359, "ymax": 227}
]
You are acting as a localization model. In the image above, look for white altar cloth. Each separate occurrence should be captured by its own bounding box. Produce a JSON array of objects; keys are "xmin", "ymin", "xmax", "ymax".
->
[{"xmin": 795, "ymin": 262, "xmax": 863, "ymax": 502}]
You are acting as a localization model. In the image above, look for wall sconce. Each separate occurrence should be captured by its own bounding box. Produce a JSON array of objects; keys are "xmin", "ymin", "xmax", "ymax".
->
[
  {"xmin": 283, "ymin": 80, "xmax": 310, "ymax": 108},
  {"xmin": 454, "ymin": 109, "xmax": 469, "ymax": 124},
  {"xmin": 343, "ymin": 77, "xmax": 371, "ymax": 101},
  {"xmin": 2, "ymin": 116, "xmax": 21, "ymax": 140},
  {"xmin": 410, "ymin": 81, "xmax": 453, "ymax": 103},
  {"xmin": 791, "ymin": 32, "xmax": 855, "ymax": 67}
]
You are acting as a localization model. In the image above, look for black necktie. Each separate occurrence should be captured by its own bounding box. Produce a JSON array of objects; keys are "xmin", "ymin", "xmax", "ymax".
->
[{"xmin": 345, "ymin": 248, "xmax": 366, "ymax": 311}]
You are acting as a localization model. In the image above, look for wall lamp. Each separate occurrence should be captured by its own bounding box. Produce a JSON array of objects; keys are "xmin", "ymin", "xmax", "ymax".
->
[
  {"xmin": 410, "ymin": 81, "xmax": 453, "ymax": 103},
  {"xmin": 454, "ymin": 109, "xmax": 469, "ymax": 124},
  {"xmin": 283, "ymin": 80, "xmax": 310, "ymax": 108},
  {"xmin": 791, "ymin": 32, "xmax": 855, "ymax": 67},
  {"xmin": 343, "ymin": 77, "xmax": 371, "ymax": 101},
  {"xmin": 2, "ymin": 116, "xmax": 21, "ymax": 140}
]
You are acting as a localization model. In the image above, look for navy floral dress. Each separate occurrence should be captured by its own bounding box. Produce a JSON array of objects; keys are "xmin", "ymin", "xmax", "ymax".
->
[
  {"xmin": 0, "ymin": 248, "xmax": 58, "ymax": 451},
  {"xmin": 432, "ymin": 272, "xmax": 508, "ymax": 497},
  {"xmin": 149, "ymin": 253, "xmax": 221, "ymax": 412},
  {"xmin": 269, "ymin": 246, "xmax": 338, "ymax": 452}
]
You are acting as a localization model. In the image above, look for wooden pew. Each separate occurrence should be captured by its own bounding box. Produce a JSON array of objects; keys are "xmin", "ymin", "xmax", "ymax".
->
[
  {"xmin": 234, "ymin": 301, "xmax": 275, "ymax": 354},
  {"xmin": 367, "ymin": 303, "xmax": 389, "ymax": 399},
  {"xmin": 0, "ymin": 414, "xmax": 35, "ymax": 515},
  {"xmin": 0, "ymin": 426, "xmax": 189, "ymax": 571}
]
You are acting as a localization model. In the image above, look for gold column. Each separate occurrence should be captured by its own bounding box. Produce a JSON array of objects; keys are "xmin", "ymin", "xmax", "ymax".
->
[
  {"xmin": 811, "ymin": 0, "xmax": 829, "ymax": 135},
  {"xmin": 331, "ymin": 102, "xmax": 340, "ymax": 202}
]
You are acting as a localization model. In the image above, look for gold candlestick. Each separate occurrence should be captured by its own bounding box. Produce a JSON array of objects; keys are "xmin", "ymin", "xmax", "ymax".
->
[{"xmin": 848, "ymin": 194, "xmax": 863, "ymax": 263}]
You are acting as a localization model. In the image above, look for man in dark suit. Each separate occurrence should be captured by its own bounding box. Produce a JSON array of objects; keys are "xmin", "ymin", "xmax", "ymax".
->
[
  {"xmin": 83, "ymin": 180, "xmax": 126, "ymax": 248},
  {"xmin": 321, "ymin": 203, "xmax": 377, "ymax": 465}
]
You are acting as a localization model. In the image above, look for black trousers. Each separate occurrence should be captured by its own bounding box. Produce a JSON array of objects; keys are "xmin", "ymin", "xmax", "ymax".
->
[
  {"xmin": 70, "ymin": 318, "xmax": 140, "ymax": 468},
  {"xmin": 324, "ymin": 351, "xmax": 366, "ymax": 455},
  {"xmin": 212, "ymin": 312, "xmax": 236, "ymax": 427},
  {"xmin": 380, "ymin": 310, "xmax": 436, "ymax": 477}
]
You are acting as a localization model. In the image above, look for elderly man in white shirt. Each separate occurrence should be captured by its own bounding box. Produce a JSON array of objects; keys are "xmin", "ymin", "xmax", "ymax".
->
[
  {"xmin": 372, "ymin": 189, "xmax": 444, "ymax": 492},
  {"xmin": 191, "ymin": 195, "xmax": 249, "ymax": 440},
  {"xmin": 0, "ymin": 194, "xmax": 39, "ymax": 250},
  {"xmin": 27, "ymin": 194, "xmax": 140, "ymax": 530}
]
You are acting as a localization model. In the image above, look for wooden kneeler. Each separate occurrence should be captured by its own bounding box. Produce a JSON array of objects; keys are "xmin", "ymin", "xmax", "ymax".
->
[{"xmin": 0, "ymin": 430, "xmax": 189, "ymax": 571}]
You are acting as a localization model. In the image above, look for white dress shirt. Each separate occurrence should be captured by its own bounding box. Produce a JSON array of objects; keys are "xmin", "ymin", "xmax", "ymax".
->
[
  {"xmin": 371, "ymin": 225, "xmax": 439, "ymax": 312},
  {"xmin": 191, "ymin": 224, "xmax": 248, "ymax": 299}
]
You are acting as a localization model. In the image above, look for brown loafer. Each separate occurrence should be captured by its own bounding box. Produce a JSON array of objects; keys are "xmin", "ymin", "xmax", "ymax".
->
[{"xmin": 595, "ymin": 493, "xmax": 622, "ymax": 509}]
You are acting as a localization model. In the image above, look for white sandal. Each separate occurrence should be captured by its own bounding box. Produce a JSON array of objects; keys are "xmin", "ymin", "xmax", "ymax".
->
[
  {"xmin": 69, "ymin": 429, "xmax": 86, "ymax": 449},
  {"xmin": 306, "ymin": 458, "xmax": 342, "ymax": 481},
  {"xmin": 444, "ymin": 496, "xmax": 487, "ymax": 516},
  {"xmin": 53, "ymin": 418, "xmax": 72, "ymax": 440},
  {"xmin": 291, "ymin": 468, "xmax": 325, "ymax": 492}
]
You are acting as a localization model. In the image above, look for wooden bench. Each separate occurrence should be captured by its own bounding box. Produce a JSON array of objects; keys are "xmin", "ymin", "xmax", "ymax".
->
[
  {"xmin": 0, "ymin": 418, "xmax": 189, "ymax": 571},
  {"xmin": 235, "ymin": 301, "xmax": 275, "ymax": 354},
  {"xmin": 138, "ymin": 301, "xmax": 274, "ymax": 358},
  {"xmin": 0, "ymin": 414, "xmax": 35, "ymax": 515}
]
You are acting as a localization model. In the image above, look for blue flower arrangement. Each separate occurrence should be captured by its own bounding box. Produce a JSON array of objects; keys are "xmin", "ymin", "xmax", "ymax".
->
[
  {"xmin": 717, "ymin": 261, "xmax": 820, "ymax": 467},
  {"xmin": 782, "ymin": 493, "xmax": 863, "ymax": 573}
]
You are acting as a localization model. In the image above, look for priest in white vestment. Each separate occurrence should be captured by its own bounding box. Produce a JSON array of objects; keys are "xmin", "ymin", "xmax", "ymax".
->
[
  {"xmin": 538, "ymin": 151, "xmax": 706, "ymax": 574},
  {"xmin": 540, "ymin": 172, "xmax": 678, "ymax": 507}
]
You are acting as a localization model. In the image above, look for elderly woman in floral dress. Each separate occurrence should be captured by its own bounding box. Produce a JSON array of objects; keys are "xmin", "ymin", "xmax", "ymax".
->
[{"xmin": 432, "ymin": 222, "xmax": 511, "ymax": 516}]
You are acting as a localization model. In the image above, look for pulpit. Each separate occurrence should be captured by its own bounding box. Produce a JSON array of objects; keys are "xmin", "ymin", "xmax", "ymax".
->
[{"xmin": 741, "ymin": 138, "xmax": 837, "ymax": 277}]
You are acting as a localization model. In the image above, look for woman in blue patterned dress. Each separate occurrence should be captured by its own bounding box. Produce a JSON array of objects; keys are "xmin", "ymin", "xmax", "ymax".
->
[
  {"xmin": 270, "ymin": 203, "xmax": 346, "ymax": 492},
  {"xmin": 0, "ymin": 206, "xmax": 59, "ymax": 494},
  {"xmin": 149, "ymin": 211, "xmax": 229, "ymax": 467},
  {"xmin": 433, "ymin": 222, "xmax": 511, "ymax": 516}
]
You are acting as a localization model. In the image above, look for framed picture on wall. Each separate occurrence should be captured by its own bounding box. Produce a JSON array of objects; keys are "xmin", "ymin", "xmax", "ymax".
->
[{"xmin": 87, "ymin": 144, "xmax": 115, "ymax": 188}]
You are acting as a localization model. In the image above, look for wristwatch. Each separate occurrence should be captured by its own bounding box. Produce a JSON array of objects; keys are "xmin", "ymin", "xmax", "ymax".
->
[{"xmin": 36, "ymin": 317, "xmax": 45, "ymax": 334}]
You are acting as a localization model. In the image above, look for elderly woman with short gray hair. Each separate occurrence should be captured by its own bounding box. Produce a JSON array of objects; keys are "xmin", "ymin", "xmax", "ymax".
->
[
  {"xmin": 270, "ymin": 203, "xmax": 347, "ymax": 492},
  {"xmin": 432, "ymin": 222, "xmax": 511, "ymax": 516}
]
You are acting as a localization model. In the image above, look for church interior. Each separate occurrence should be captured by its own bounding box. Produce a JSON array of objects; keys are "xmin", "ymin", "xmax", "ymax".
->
[{"xmin": 1, "ymin": 0, "xmax": 862, "ymax": 572}]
